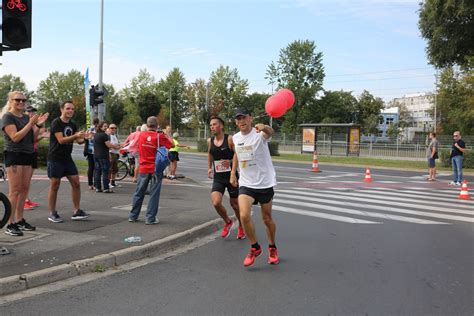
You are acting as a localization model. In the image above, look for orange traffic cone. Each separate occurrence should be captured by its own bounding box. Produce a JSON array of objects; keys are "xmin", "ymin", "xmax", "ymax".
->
[
  {"xmin": 311, "ymin": 152, "xmax": 321, "ymax": 172},
  {"xmin": 363, "ymin": 168, "xmax": 373, "ymax": 183},
  {"xmin": 459, "ymin": 180, "xmax": 471, "ymax": 200}
]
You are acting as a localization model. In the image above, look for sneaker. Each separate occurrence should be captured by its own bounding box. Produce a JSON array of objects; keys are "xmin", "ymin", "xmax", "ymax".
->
[
  {"xmin": 221, "ymin": 220, "xmax": 233, "ymax": 238},
  {"xmin": 243, "ymin": 247, "xmax": 262, "ymax": 267},
  {"xmin": 23, "ymin": 201, "xmax": 34, "ymax": 210},
  {"xmin": 268, "ymin": 247, "xmax": 280, "ymax": 265},
  {"xmin": 455, "ymin": 182, "xmax": 462, "ymax": 186},
  {"xmin": 448, "ymin": 181, "xmax": 456, "ymax": 185},
  {"xmin": 71, "ymin": 209, "xmax": 90, "ymax": 220},
  {"xmin": 26, "ymin": 200, "xmax": 40, "ymax": 207},
  {"xmin": 128, "ymin": 218, "xmax": 137, "ymax": 223},
  {"xmin": 96, "ymin": 189, "xmax": 103, "ymax": 193},
  {"xmin": 17, "ymin": 218, "xmax": 36, "ymax": 231},
  {"xmin": 4, "ymin": 223, "xmax": 24, "ymax": 236},
  {"xmin": 145, "ymin": 218, "xmax": 159, "ymax": 225},
  {"xmin": 237, "ymin": 226, "xmax": 246, "ymax": 240},
  {"xmin": 103, "ymin": 189, "xmax": 115, "ymax": 193},
  {"xmin": 48, "ymin": 212, "xmax": 64, "ymax": 223}
]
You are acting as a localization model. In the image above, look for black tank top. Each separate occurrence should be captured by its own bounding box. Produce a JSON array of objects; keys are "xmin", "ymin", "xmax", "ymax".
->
[{"xmin": 210, "ymin": 134, "xmax": 234, "ymax": 180}]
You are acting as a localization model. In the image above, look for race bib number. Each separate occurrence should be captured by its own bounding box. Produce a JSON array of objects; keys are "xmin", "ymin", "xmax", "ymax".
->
[
  {"xmin": 236, "ymin": 144, "xmax": 255, "ymax": 162},
  {"xmin": 214, "ymin": 160, "xmax": 231, "ymax": 173}
]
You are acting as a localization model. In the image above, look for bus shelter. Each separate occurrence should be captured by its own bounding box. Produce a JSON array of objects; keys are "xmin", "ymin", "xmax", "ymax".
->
[{"xmin": 299, "ymin": 123, "xmax": 361, "ymax": 156}]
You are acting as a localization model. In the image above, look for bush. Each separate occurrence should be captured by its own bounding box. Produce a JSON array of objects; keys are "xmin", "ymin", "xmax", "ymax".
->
[
  {"xmin": 197, "ymin": 139, "xmax": 208, "ymax": 152},
  {"xmin": 439, "ymin": 149, "xmax": 474, "ymax": 169},
  {"xmin": 268, "ymin": 141, "xmax": 280, "ymax": 156}
]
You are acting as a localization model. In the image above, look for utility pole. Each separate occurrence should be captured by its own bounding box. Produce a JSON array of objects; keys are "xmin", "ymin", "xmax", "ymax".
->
[
  {"xmin": 434, "ymin": 71, "xmax": 438, "ymax": 132},
  {"xmin": 98, "ymin": 0, "xmax": 105, "ymax": 121},
  {"xmin": 169, "ymin": 87, "xmax": 172, "ymax": 131},
  {"xmin": 205, "ymin": 83, "xmax": 209, "ymax": 140}
]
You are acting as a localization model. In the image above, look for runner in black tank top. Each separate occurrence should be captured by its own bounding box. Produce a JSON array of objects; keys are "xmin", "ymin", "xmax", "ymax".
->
[{"xmin": 207, "ymin": 116, "xmax": 245, "ymax": 240}]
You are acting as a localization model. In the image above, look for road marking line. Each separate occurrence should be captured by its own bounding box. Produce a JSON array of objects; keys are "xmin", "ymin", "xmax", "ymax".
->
[
  {"xmin": 369, "ymin": 187, "xmax": 474, "ymax": 200},
  {"xmin": 273, "ymin": 205, "xmax": 380, "ymax": 224},
  {"xmin": 292, "ymin": 188, "xmax": 474, "ymax": 213},
  {"xmin": 275, "ymin": 192, "xmax": 474, "ymax": 223},
  {"xmin": 273, "ymin": 199, "xmax": 448, "ymax": 225}
]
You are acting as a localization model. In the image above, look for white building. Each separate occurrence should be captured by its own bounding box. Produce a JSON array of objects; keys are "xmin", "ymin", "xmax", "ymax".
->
[
  {"xmin": 392, "ymin": 92, "xmax": 434, "ymax": 141},
  {"xmin": 378, "ymin": 107, "xmax": 399, "ymax": 138}
]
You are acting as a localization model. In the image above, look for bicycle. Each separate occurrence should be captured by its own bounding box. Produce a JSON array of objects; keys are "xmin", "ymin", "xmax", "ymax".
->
[
  {"xmin": 116, "ymin": 151, "xmax": 135, "ymax": 181},
  {"xmin": 7, "ymin": 0, "xmax": 27, "ymax": 11},
  {"xmin": 0, "ymin": 192, "xmax": 12, "ymax": 229}
]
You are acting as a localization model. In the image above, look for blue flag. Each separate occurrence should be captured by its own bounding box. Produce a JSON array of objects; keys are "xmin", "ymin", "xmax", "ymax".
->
[{"xmin": 84, "ymin": 67, "xmax": 90, "ymax": 87}]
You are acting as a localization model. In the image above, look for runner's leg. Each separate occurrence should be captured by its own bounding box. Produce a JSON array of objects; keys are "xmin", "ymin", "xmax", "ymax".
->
[
  {"xmin": 238, "ymin": 194, "xmax": 257, "ymax": 244},
  {"xmin": 260, "ymin": 200, "xmax": 276, "ymax": 245},
  {"xmin": 211, "ymin": 191, "xmax": 231, "ymax": 223}
]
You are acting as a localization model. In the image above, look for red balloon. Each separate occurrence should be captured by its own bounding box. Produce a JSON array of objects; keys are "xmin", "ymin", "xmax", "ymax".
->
[
  {"xmin": 277, "ymin": 88, "xmax": 295, "ymax": 109},
  {"xmin": 265, "ymin": 95, "xmax": 287, "ymax": 118}
]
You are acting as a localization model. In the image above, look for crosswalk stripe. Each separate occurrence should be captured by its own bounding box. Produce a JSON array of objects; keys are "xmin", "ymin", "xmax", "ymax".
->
[
  {"xmin": 369, "ymin": 187, "xmax": 474, "ymax": 200},
  {"xmin": 275, "ymin": 192, "xmax": 474, "ymax": 223},
  {"xmin": 273, "ymin": 199, "xmax": 448, "ymax": 225},
  {"xmin": 272, "ymin": 205, "xmax": 381, "ymax": 224},
  {"xmin": 354, "ymin": 189, "xmax": 474, "ymax": 208},
  {"xmin": 291, "ymin": 188, "xmax": 474, "ymax": 214}
]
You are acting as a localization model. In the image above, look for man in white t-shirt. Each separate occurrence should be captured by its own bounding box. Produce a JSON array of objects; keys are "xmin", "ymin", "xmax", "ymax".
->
[{"xmin": 230, "ymin": 108, "xmax": 279, "ymax": 267}]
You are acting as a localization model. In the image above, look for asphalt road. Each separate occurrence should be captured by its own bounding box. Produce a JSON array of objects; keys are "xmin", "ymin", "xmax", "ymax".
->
[{"xmin": 1, "ymin": 153, "xmax": 473, "ymax": 315}]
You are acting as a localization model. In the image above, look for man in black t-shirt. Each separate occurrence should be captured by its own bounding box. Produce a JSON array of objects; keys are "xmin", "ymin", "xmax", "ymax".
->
[
  {"xmin": 47, "ymin": 101, "xmax": 90, "ymax": 223},
  {"xmin": 449, "ymin": 131, "xmax": 466, "ymax": 186}
]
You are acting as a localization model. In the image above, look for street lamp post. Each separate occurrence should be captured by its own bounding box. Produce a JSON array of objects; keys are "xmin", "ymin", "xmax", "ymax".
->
[{"xmin": 98, "ymin": 0, "xmax": 105, "ymax": 121}]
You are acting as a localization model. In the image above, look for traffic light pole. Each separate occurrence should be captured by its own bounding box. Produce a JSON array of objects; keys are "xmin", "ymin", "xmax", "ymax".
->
[{"xmin": 98, "ymin": 0, "xmax": 105, "ymax": 121}]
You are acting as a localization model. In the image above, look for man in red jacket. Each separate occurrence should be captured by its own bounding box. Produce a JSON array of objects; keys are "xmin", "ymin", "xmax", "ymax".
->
[{"xmin": 128, "ymin": 116, "xmax": 173, "ymax": 224}]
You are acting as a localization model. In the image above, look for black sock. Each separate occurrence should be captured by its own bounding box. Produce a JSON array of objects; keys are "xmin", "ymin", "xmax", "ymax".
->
[
  {"xmin": 251, "ymin": 242, "xmax": 260, "ymax": 250},
  {"xmin": 269, "ymin": 244, "xmax": 277, "ymax": 249}
]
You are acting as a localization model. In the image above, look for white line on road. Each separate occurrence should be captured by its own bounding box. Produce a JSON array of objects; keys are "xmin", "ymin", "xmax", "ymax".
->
[
  {"xmin": 273, "ymin": 199, "xmax": 448, "ymax": 225},
  {"xmin": 275, "ymin": 191, "xmax": 474, "ymax": 223},
  {"xmin": 272, "ymin": 205, "xmax": 380, "ymax": 224}
]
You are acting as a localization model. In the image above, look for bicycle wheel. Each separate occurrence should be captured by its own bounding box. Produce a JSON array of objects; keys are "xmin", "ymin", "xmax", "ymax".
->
[
  {"xmin": 116, "ymin": 160, "xmax": 129, "ymax": 181},
  {"xmin": 0, "ymin": 192, "xmax": 12, "ymax": 229}
]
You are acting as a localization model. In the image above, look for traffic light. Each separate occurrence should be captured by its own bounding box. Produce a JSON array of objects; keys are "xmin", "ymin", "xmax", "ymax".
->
[
  {"xmin": 89, "ymin": 85, "xmax": 105, "ymax": 108},
  {"xmin": 2, "ymin": 0, "xmax": 32, "ymax": 50}
]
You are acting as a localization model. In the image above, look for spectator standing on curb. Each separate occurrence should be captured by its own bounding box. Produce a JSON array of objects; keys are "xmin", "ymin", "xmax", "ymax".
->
[
  {"xmin": 449, "ymin": 131, "xmax": 466, "ymax": 186},
  {"xmin": 83, "ymin": 118, "xmax": 100, "ymax": 190},
  {"xmin": 207, "ymin": 116, "xmax": 245, "ymax": 239},
  {"xmin": 108, "ymin": 123, "xmax": 121, "ymax": 188},
  {"xmin": 167, "ymin": 132, "xmax": 190, "ymax": 180},
  {"xmin": 93, "ymin": 122, "xmax": 120, "ymax": 193},
  {"xmin": 1, "ymin": 91, "xmax": 49, "ymax": 236},
  {"xmin": 426, "ymin": 132, "xmax": 439, "ymax": 181},
  {"xmin": 128, "ymin": 116, "xmax": 173, "ymax": 225},
  {"xmin": 47, "ymin": 101, "xmax": 89, "ymax": 223},
  {"xmin": 230, "ymin": 108, "xmax": 279, "ymax": 267},
  {"xmin": 123, "ymin": 126, "xmax": 141, "ymax": 183}
]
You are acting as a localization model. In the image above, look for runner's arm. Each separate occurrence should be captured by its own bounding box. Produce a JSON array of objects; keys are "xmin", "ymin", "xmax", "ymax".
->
[
  {"xmin": 255, "ymin": 124, "xmax": 274, "ymax": 139},
  {"xmin": 230, "ymin": 152, "xmax": 238, "ymax": 187},
  {"xmin": 207, "ymin": 138, "xmax": 213, "ymax": 178}
]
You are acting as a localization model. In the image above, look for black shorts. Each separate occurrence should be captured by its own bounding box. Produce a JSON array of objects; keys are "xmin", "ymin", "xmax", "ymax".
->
[
  {"xmin": 212, "ymin": 179, "xmax": 239, "ymax": 198},
  {"xmin": 110, "ymin": 153, "xmax": 119, "ymax": 173},
  {"xmin": 47, "ymin": 159, "xmax": 78, "ymax": 179},
  {"xmin": 32, "ymin": 152, "xmax": 38, "ymax": 169},
  {"xmin": 4, "ymin": 151, "xmax": 35, "ymax": 167},
  {"xmin": 168, "ymin": 151, "xmax": 179, "ymax": 162},
  {"xmin": 239, "ymin": 186, "xmax": 274, "ymax": 205}
]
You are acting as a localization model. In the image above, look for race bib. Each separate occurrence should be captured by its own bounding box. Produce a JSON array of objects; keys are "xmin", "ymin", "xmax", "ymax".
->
[
  {"xmin": 214, "ymin": 160, "xmax": 231, "ymax": 173},
  {"xmin": 236, "ymin": 144, "xmax": 255, "ymax": 162}
]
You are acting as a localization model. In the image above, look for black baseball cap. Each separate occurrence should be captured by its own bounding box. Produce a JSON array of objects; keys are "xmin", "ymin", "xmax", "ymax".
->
[
  {"xmin": 25, "ymin": 105, "xmax": 37, "ymax": 112},
  {"xmin": 234, "ymin": 107, "xmax": 251, "ymax": 118}
]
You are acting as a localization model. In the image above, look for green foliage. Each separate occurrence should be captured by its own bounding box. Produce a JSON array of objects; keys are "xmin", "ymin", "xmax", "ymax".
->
[
  {"xmin": 418, "ymin": 0, "xmax": 474, "ymax": 68},
  {"xmin": 185, "ymin": 79, "xmax": 207, "ymax": 129},
  {"xmin": 439, "ymin": 148, "xmax": 474, "ymax": 169},
  {"xmin": 197, "ymin": 139, "xmax": 208, "ymax": 152},
  {"xmin": 266, "ymin": 40, "xmax": 325, "ymax": 133},
  {"xmin": 311, "ymin": 90, "xmax": 357, "ymax": 124},
  {"xmin": 268, "ymin": 142, "xmax": 280, "ymax": 156},
  {"xmin": 0, "ymin": 74, "xmax": 28, "ymax": 107},
  {"xmin": 103, "ymin": 84, "xmax": 125, "ymax": 127},
  {"xmin": 159, "ymin": 68, "xmax": 188, "ymax": 130},
  {"xmin": 355, "ymin": 90, "xmax": 385, "ymax": 134},
  {"xmin": 137, "ymin": 92, "xmax": 161, "ymax": 122},
  {"xmin": 244, "ymin": 92, "xmax": 272, "ymax": 127},
  {"xmin": 35, "ymin": 70, "xmax": 86, "ymax": 127}
]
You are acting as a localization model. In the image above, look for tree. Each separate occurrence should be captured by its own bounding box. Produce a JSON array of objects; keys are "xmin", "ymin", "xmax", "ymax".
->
[
  {"xmin": 185, "ymin": 79, "xmax": 207, "ymax": 129},
  {"xmin": 137, "ymin": 92, "xmax": 162, "ymax": 123},
  {"xmin": 266, "ymin": 40, "xmax": 325, "ymax": 132},
  {"xmin": 244, "ymin": 92, "xmax": 272, "ymax": 127},
  {"xmin": 0, "ymin": 74, "xmax": 27, "ymax": 106},
  {"xmin": 356, "ymin": 90, "xmax": 385, "ymax": 135},
  {"xmin": 159, "ymin": 68, "xmax": 188, "ymax": 130},
  {"xmin": 418, "ymin": 0, "xmax": 474, "ymax": 68},
  {"xmin": 103, "ymin": 84, "xmax": 125, "ymax": 127},
  {"xmin": 435, "ymin": 65, "xmax": 474, "ymax": 134},
  {"xmin": 313, "ymin": 90, "xmax": 358, "ymax": 124},
  {"xmin": 122, "ymin": 69, "xmax": 160, "ymax": 128},
  {"xmin": 35, "ymin": 70, "xmax": 86, "ymax": 127}
]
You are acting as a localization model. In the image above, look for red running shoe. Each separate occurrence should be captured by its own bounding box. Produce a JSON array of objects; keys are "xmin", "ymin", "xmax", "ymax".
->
[
  {"xmin": 268, "ymin": 247, "xmax": 279, "ymax": 265},
  {"xmin": 221, "ymin": 220, "xmax": 233, "ymax": 238},
  {"xmin": 26, "ymin": 200, "xmax": 39, "ymax": 207},
  {"xmin": 237, "ymin": 226, "xmax": 246, "ymax": 240},
  {"xmin": 23, "ymin": 201, "xmax": 34, "ymax": 210},
  {"xmin": 243, "ymin": 247, "xmax": 262, "ymax": 267}
]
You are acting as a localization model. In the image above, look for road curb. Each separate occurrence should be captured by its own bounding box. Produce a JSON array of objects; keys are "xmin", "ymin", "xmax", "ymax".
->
[{"xmin": 0, "ymin": 219, "xmax": 221, "ymax": 296}]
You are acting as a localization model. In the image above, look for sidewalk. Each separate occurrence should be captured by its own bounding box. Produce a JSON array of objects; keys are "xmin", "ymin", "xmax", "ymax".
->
[{"xmin": 0, "ymin": 173, "xmax": 220, "ymax": 295}]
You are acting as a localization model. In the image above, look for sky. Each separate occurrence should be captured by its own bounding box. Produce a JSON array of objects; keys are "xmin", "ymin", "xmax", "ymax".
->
[{"xmin": 1, "ymin": 0, "xmax": 437, "ymax": 102}]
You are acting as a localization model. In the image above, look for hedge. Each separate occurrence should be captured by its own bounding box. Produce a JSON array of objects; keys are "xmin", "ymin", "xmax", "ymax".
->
[{"xmin": 439, "ymin": 149, "xmax": 474, "ymax": 169}]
